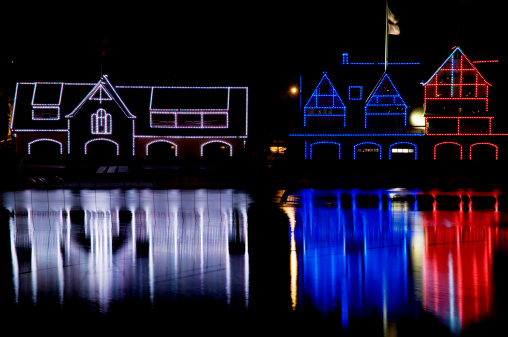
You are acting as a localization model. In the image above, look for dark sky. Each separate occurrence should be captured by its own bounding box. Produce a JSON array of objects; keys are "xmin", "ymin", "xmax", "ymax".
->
[{"xmin": 1, "ymin": 0, "xmax": 504, "ymax": 130}]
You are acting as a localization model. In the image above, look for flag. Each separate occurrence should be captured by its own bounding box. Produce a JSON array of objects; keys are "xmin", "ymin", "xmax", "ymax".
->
[{"xmin": 387, "ymin": 5, "xmax": 400, "ymax": 35}]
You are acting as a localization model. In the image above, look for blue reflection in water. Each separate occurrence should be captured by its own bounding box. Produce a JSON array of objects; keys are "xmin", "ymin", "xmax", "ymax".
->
[
  {"xmin": 4, "ymin": 188, "xmax": 251, "ymax": 314},
  {"xmin": 282, "ymin": 188, "xmax": 508, "ymax": 335},
  {"xmin": 284, "ymin": 189, "xmax": 418, "ymax": 332}
]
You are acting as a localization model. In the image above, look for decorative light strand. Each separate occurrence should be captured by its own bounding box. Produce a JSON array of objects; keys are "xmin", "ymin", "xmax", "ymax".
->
[
  {"xmin": 353, "ymin": 142, "xmax": 382, "ymax": 160},
  {"xmin": 309, "ymin": 141, "xmax": 341, "ymax": 160},
  {"xmin": 388, "ymin": 142, "xmax": 417, "ymax": 160},
  {"xmin": 28, "ymin": 138, "xmax": 63, "ymax": 155},
  {"xmin": 469, "ymin": 143, "xmax": 498, "ymax": 160},
  {"xmin": 433, "ymin": 142, "xmax": 463, "ymax": 160},
  {"xmin": 200, "ymin": 140, "xmax": 232, "ymax": 157},
  {"xmin": 145, "ymin": 140, "xmax": 178, "ymax": 156},
  {"xmin": 84, "ymin": 138, "xmax": 120, "ymax": 155},
  {"xmin": 364, "ymin": 73, "xmax": 407, "ymax": 128},
  {"xmin": 303, "ymin": 72, "xmax": 346, "ymax": 127}
]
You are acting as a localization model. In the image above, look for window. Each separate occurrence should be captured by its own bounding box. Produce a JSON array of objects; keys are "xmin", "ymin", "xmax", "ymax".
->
[
  {"xmin": 91, "ymin": 108, "xmax": 112, "ymax": 134},
  {"xmin": 391, "ymin": 148, "xmax": 414, "ymax": 153},
  {"xmin": 349, "ymin": 86, "xmax": 362, "ymax": 100},
  {"xmin": 33, "ymin": 108, "xmax": 59, "ymax": 120}
]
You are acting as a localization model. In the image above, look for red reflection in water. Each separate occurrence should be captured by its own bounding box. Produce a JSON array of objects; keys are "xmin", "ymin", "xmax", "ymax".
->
[{"xmin": 422, "ymin": 211, "xmax": 503, "ymax": 332}]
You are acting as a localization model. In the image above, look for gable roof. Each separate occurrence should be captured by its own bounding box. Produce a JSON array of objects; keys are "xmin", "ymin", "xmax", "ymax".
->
[
  {"xmin": 304, "ymin": 72, "xmax": 346, "ymax": 111},
  {"xmin": 65, "ymin": 75, "xmax": 136, "ymax": 119},
  {"xmin": 421, "ymin": 46, "xmax": 492, "ymax": 87},
  {"xmin": 365, "ymin": 72, "xmax": 407, "ymax": 107}
]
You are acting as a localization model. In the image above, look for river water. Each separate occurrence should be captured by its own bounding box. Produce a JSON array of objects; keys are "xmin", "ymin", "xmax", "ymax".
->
[{"xmin": 2, "ymin": 187, "xmax": 507, "ymax": 335}]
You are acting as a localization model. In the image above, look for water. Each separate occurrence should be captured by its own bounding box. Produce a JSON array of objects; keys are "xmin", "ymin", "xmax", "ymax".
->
[{"xmin": 2, "ymin": 187, "xmax": 508, "ymax": 335}]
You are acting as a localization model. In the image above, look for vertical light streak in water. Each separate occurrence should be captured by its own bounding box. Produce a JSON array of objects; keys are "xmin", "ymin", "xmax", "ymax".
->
[
  {"xmin": 9, "ymin": 216, "xmax": 19, "ymax": 304},
  {"xmin": 448, "ymin": 252, "xmax": 457, "ymax": 334},
  {"xmin": 4, "ymin": 188, "xmax": 252, "ymax": 314},
  {"xmin": 28, "ymin": 210, "xmax": 37, "ymax": 304},
  {"xmin": 282, "ymin": 206, "xmax": 298, "ymax": 310},
  {"xmin": 148, "ymin": 193, "xmax": 155, "ymax": 305}
]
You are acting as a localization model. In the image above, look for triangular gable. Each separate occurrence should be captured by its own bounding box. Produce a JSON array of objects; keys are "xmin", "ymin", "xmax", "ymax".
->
[
  {"xmin": 65, "ymin": 75, "xmax": 136, "ymax": 119},
  {"xmin": 421, "ymin": 46, "xmax": 492, "ymax": 87},
  {"xmin": 365, "ymin": 72, "xmax": 407, "ymax": 107},
  {"xmin": 304, "ymin": 72, "xmax": 346, "ymax": 111}
]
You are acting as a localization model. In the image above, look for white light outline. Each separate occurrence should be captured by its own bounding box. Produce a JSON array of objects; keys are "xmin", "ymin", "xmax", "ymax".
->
[
  {"xmin": 28, "ymin": 138, "xmax": 63, "ymax": 154},
  {"xmin": 84, "ymin": 138, "xmax": 120, "ymax": 156},
  {"xmin": 145, "ymin": 140, "xmax": 178, "ymax": 157},
  {"xmin": 200, "ymin": 140, "xmax": 233, "ymax": 157}
]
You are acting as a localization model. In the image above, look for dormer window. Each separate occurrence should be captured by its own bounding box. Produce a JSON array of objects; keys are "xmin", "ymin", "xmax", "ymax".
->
[{"xmin": 91, "ymin": 108, "xmax": 112, "ymax": 134}]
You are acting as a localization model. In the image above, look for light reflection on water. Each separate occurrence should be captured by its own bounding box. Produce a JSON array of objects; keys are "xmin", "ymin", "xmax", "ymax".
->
[
  {"xmin": 282, "ymin": 188, "xmax": 508, "ymax": 335},
  {"xmin": 3, "ymin": 187, "xmax": 508, "ymax": 335},
  {"xmin": 3, "ymin": 188, "xmax": 251, "ymax": 314}
]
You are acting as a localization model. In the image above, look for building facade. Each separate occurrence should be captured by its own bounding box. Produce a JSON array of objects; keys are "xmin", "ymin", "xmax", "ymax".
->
[
  {"xmin": 290, "ymin": 47, "xmax": 506, "ymax": 162},
  {"xmin": 10, "ymin": 75, "xmax": 248, "ymax": 162}
]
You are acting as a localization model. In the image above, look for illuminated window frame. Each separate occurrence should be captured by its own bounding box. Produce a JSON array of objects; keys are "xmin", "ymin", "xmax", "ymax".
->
[
  {"xmin": 348, "ymin": 86, "xmax": 363, "ymax": 101},
  {"xmin": 469, "ymin": 142, "xmax": 498, "ymax": 160},
  {"xmin": 389, "ymin": 142, "xmax": 417, "ymax": 160},
  {"xmin": 309, "ymin": 141, "xmax": 341, "ymax": 160},
  {"xmin": 32, "ymin": 107, "xmax": 60, "ymax": 120},
  {"xmin": 31, "ymin": 83, "xmax": 63, "ymax": 120},
  {"xmin": 150, "ymin": 110, "xmax": 229, "ymax": 129},
  {"xmin": 27, "ymin": 138, "xmax": 63, "ymax": 155},
  {"xmin": 433, "ymin": 142, "xmax": 462, "ymax": 160},
  {"xmin": 149, "ymin": 87, "xmax": 231, "ymax": 129},
  {"xmin": 91, "ymin": 108, "xmax": 112, "ymax": 135},
  {"xmin": 85, "ymin": 138, "xmax": 119, "ymax": 155},
  {"xmin": 353, "ymin": 142, "xmax": 382, "ymax": 160},
  {"xmin": 425, "ymin": 116, "xmax": 494, "ymax": 135},
  {"xmin": 200, "ymin": 140, "xmax": 232, "ymax": 157},
  {"xmin": 145, "ymin": 140, "xmax": 178, "ymax": 156}
]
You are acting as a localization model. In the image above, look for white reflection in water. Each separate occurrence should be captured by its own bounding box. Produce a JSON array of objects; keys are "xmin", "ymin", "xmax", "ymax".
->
[{"xmin": 4, "ymin": 188, "xmax": 251, "ymax": 313}]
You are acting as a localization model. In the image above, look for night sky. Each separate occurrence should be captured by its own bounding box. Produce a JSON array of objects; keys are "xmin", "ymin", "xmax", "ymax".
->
[{"xmin": 1, "ymin": 0, "xmax": 505, "ymax": 134}]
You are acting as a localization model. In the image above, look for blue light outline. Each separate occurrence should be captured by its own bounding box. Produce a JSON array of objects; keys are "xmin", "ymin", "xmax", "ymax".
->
[
  {"xmin": 364, "ymin": 73, "xmax": 407, "ymax": 129},
  {"xmin": 309, "ymin": 141, "xmax": 341, "ymax": 160},
  {"xmin": 354, "ymin": 142, "xmax": 382, "ymax": 160},
  {"xmin": 303, "ymin": 72, "xmax": 346, "ymax": 127},
  {"xmin": 388, "ymin": 142, "xmax": 417, "ymax": 160}
]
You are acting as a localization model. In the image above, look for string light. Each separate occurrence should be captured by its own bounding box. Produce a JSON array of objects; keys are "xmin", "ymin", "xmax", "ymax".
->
[
  {"xmin": 433, "ymin": 142, "xmax": 463, "ymax": 160},
  {"xmin": 388, "ymin": 142, "xmax": 417, "ymax": 160},
  {"xmin": 365, "ymin": 73, "xmax": 407, "ymax": 129},
  {"xmin": 303, "ymin": 72, "xmax": 346, "ymax": 127},
  {"xmin": 341, "ymin": 52, "xmax": 419, "ymax": 66},
  {"xmin": 309, "ymin": 141, "xmax": 341, "ymax": 159},
  {"xmin": 469, "ymin": 143, "xmax": 498, "ymax": 160},
  {"xmin": 91, "ymin": 108, "xmax": 112, "ymax": 134},
  {"xmin": 145, "ymin": 140, "xmax": 178, "ymax": 156},
  {"xmin": 200, "ymin": 140, "xmax": 232, "ymax": 157},
  {"xmin": 27, "ymin": 138, "xmax": 63, "ymax": 155},
  {"xmin": 12, "ymin": 76, "xmax": 248, "ymax": 158},
  {"xmin": 84, "ymin": 138, "xmax": 120, "ymax": 155},
  {"xmin": 348, "ymin": 86, "xmax": 363, "ymax": 101},
  {"xmin": 353, "ymin": 142, "xmax": 382, "ymax": 160}
]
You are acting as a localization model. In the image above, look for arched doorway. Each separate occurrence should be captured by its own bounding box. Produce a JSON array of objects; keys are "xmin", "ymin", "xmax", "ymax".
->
[
  {"xmin": 354, "ymin": 142, "xmax": 382, "ymax": 160},
  {"xmin": 434, "ymin": 142, "xmax": 462, "ymax": 160},
  {"xmin": 202, "ymin": 141, "xmax": 232, "ymax": 159},
  {"xmin": 470, "ymin": 143, "xmax": 498, "ymax": 161},
  {"xmin": 310, "ymin": 142, "xmax": 340, "ymax": 160},
  {"xmin": 146, "ymin": 141, "xmax": 177, "ymax": 161},
  {"xmin": 28, "ymin": 139, "xmax": 62, "ymax": 162},
  {"xmin": 85, "ymin": 139, "xmax": 119, "ymax": 163},
  {"xmin": 389, "ymin": 142, "xmax": 417, "ymax": 160}
]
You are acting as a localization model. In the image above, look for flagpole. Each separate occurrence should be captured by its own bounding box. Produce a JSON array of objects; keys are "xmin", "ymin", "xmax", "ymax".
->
[{"xmin": 384, "ymin": 0, "xmax": 388, "ymax": 72}]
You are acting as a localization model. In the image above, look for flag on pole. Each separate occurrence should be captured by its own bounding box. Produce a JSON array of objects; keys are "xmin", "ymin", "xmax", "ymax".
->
[{"xmin": 387, "ymin": 6, "xmax": 400, "ymax": 35}]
